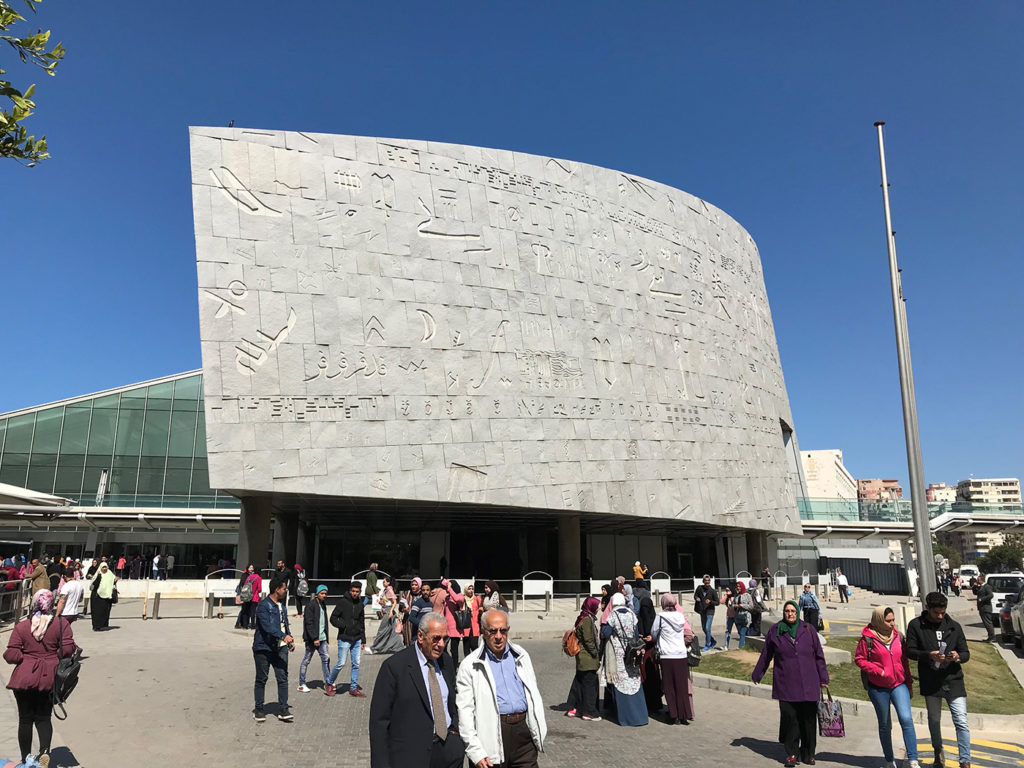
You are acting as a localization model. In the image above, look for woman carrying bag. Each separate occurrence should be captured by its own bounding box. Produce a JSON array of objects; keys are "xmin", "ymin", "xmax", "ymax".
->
[
  {"xmin": 854, "ymin": 606, "xmax": 920, "ymax": 768},
  {"xmin": 4, "ymin": 589, "xmax": 77, "ymax": 766},
  {"xmin": 752, "ymin": 600, "xmax": 829, "ymax": 767}
]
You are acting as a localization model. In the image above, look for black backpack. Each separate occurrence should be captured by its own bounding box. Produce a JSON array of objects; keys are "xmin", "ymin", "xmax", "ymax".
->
[
  {"xmin": 52, "ymin": 618, "xmax": 83, "ymax": 720},
  {"xmin": 613, "ymin": 612, "xmax": 645, "ymax": 673}
]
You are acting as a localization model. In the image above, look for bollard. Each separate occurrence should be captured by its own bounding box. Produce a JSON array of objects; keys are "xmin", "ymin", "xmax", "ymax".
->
[
  {"xmin": 575, "ymin": 593, "xmax": 581, "ymax": 611},
  {"xmin": 512, "ymin": 590, "xmax": 518, "ymax": 613},
  {"xmin": 152, "ymin": 593, "xmax": 162, "ymax": 620},
  {"xmin": 545, "ymin": 592, "xmax": 551, "ymax": 613}
]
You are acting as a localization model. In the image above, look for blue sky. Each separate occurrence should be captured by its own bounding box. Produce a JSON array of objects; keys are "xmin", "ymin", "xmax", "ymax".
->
[{"xmin": 3, "ymin": 2, "xmax": 1022, "ymax": 491}]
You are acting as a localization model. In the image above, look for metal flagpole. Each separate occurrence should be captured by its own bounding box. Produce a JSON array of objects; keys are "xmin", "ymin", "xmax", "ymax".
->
[{"xmin": 874, "ymin": 121, "xmax": 936, "ymax": 599}]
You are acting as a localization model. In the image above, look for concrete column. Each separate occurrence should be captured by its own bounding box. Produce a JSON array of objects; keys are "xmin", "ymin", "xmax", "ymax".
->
[
  {"xmin": 271, "ymin": 513, "xmax": 298, "ymax": 569},
  {"xmin": 557, "ymin": 516, "xmax": 581, "ymax": 581},
  {"xmin": 296, "ymin": 522, "xmax": 315, "ymax": 574},
  {"xmin": 238, "ymin": 497, "xmax": 273, "ymax": 570},
  {"xmin": 746, "ymin": 531, "xmax": 768, "ymax": 575}
]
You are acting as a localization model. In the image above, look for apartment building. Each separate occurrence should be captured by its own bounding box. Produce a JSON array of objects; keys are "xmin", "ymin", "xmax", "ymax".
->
[
  {"xmin": 926, "ymin": 482, "xmax": 957, "ymax": 503},
  {"xmin": 802, "ymin": 450, "xmax": 857, "ymax": 500},
  {"xmin": 956, "ymin": 478, "xmax": 1022, "ymax": 505},
  {"xmin": 857, "ymin": 478, "xmax": 903, "ymax": 501}
]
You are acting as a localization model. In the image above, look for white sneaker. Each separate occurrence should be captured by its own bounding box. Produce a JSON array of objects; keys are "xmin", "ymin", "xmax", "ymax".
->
[
  {"xmin": 297, "ymin": 683, "xmax": 311, "ymax": 692},
  {"xmin": 908, "ymin": 762, "xmax": 922, "ymax": 768}
]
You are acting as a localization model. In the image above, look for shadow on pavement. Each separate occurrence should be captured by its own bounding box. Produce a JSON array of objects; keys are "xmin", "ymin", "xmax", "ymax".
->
[
  {"xmin": 50, "ymin": 745, "xmax": 80, "ymax": 767},
  {"xmin": 730, "ymin": 737, "xmax": 878, "ymax": 768}
]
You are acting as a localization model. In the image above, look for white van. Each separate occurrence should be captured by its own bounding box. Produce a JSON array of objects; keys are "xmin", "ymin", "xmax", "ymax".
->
[{"xmin": 958, "ymin": 564, "xmax": 980, "ymax": 584}]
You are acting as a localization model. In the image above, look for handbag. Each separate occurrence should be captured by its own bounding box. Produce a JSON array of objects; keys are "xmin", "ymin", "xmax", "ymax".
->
[
  {"xmin": 817, "ymin": 686, "xmax": 845, "ymax": 738},
  {"xmin": 454, "ymin": 607, "xmax": 473, "ymax": 632},
  {"xmin": 687, "ymin": 636, "xmax": 702, "ymax": 667},
  {"xmin": 52, "ymin": 618, "xmax": 83, "ymax": 721},
  {"xmin": 111, "ymin": 586, "xmax": 119, "ymax": 605}
]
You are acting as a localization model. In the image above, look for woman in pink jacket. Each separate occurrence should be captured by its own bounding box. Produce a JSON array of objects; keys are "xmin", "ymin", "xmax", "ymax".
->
[
  {"xmin": 430, "ymin": 578, "xmax": 466, "ymax": 662},
  {"xmin": 854, "ymin": 606, "xmax": 920, "ymax": 768}
]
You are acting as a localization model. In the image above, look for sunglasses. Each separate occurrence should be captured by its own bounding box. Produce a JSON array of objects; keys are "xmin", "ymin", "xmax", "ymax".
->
[{"xmin": 484, "ymin": 627, "xmax": 510, "ymax": 636}]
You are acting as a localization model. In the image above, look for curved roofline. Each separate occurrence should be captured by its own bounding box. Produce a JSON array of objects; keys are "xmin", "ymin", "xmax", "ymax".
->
[{"xmin": 0, "ymin": 370, "xmax": 202, "ymax": 419}]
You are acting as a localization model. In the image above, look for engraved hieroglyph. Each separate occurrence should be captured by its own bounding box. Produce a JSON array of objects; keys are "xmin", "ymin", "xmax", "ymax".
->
[{"xmin": 191, "ymin": 128, "xmax": 801, "ymax": 533}]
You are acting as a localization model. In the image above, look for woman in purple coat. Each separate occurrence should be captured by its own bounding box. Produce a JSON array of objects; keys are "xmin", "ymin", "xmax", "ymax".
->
[{"xmin": 752, "ymin": 600, "xmax": 829, "ymax": 768}]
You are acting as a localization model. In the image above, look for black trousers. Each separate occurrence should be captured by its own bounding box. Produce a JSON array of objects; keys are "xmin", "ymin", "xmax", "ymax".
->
[
  {"xmin": 14, "ymin": 688, "xmax": 53, "ymax": 761},
  {"xmin": 778, "ymin": 700, "xmax": 818, "ymax": 760},
  {"xmin": 494, "ymin": 718, "xmax": 539, "ymax": 768},
  {"xmin": 449, "ymin": 635, "xmax": 478, "ymax": 666},
  {"xmin": 567, "ymin": 669, "xmax": 599, "ymax": 717},
  {"xmin": 802, "ymin": 609, "xmax": 820, "ymax": 631},
  {"xmin": 980, "ymin": 609, "xmax": 995, "ymax": 640},
  {"xmin": 253, "ymin": 647, "xmax": 289, "ymax": 711}
]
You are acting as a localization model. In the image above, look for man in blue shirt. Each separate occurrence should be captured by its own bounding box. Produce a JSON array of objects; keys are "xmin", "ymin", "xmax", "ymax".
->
[
  {"xmin": 799, "ymin": 583, "xmax": 821, "ymax": 631},
  {"xmin": 456, "ymin": 609, "xmax": 547, "ymax": 767}
]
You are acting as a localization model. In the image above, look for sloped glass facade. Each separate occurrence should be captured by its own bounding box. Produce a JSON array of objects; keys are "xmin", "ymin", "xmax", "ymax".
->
[{"xmin": 0, "ymin": 372, "xmax": 236, "ymax": 509}]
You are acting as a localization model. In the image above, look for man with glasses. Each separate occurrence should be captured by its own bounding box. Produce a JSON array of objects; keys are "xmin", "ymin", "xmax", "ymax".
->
[
  {"xmin": 369, "ymin": 612, "xmax": 464, "ymax": 768},
  {"xmin": 456, "ymin": 609, "xmax": 547, "ymax": 768}
]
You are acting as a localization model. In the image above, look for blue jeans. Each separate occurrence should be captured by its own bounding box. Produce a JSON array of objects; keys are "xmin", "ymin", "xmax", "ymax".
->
[
  {"xmin": 925, "ymin": 693, "xmax": 970, "ymax": 763},
  {"xmin": 299, "ymin": 641, "xmax": 331, "ymax": 685},
  {"xmin": 328, "ymin": 639, "xmax": 361, "ymax": 688},
  {"xmin": 867, "ymin": 683, "xmax": 917, "ymax": 761},
  {"xmin": 701, "ymin": 612, "xmax": 714, "ymax": 647}
]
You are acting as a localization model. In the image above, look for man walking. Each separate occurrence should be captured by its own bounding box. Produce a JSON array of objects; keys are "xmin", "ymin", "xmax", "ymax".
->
[
  {"xmin": 28, "ymin": 558, "xmax": 49, "ymax": 595},
  {"xmin": 327, "ymin": 581, "xmax": 366, "ymax": 697},
  {"xmin": 456, "ymin": 608, "xmax": 547, "ymax": 768},
  {"xmin": 799, "ymin": 583, "xmax": 821, "ymax": 631},
  {"xmin": 836, "ymin": 568, "xmax": 849, "ymax": 603},
  {"xmin": 906, "ymin": 592, "xmax": 972, "ymax": 768},
  {"xmin": 252, "ymin": 575, "xmax": 296, "ymax": 722},
  {"xmin": 369, "ymin": 612, "xmax": 464, "ymax": 768},
  {"xmin": 694, "ymin": 575, "xmax": 718, "ymax": 651},
  {"xmin": 409, "ymin": 581, "xmax": 434, "ymax": 632},
  {"xmin": 972, "ymin": 574, "xmax": 995, "ymax": 642},
  {"xmin": 298, "ymin": 585, "xmax": 331, "ymax": 694}
]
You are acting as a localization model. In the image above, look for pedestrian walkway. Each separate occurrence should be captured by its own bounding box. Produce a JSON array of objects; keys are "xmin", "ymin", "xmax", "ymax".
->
[{"xmin": 915, "ymin": 738, "xmax": 1024, "ymax": 768}]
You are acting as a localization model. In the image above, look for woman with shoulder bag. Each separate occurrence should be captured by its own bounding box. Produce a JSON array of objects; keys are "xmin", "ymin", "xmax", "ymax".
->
[
  {"xmin": 601, "ymin": 592, "xmax": 648, "ymax": 726},
  {"xmin": 566, "ymin": 596, "xmax": 602, "ymax": 721},
  {"xmin": 452, "ymin": 583, "xmax": 482, "ymax": 661},
  {"xmin": 855, "ymin": 606, "xmax": 920, "ymax": 768},
  {"xmin": 369, "ymin": 576, "xmax": 404, "ymax": 655},
  {"xmin": 648, "ymin": 593, "xmax": 695, "ymax": 724},
  {"xmin": 235, "ymin": 565, "xmax": 261, "ymax": 630},
  {"xmin": 4, "ymin": 589, "xmax": 77, "ymax": 766}
]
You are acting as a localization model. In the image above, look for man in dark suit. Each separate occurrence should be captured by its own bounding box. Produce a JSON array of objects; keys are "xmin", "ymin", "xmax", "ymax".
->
[{"xmin": 369, "ymin": 611, "xmax": 465, "ymax": 768}]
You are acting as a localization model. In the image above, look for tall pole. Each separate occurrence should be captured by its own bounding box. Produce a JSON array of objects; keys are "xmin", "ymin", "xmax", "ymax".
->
[{"xmin": 874, "ymin": 121, "xmax": 936, "ymax": 600}]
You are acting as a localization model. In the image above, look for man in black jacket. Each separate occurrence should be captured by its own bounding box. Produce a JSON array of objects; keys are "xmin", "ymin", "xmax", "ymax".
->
[
  {"xmin": 906, "ymin": 592, "xmax": 972, "ymax": 768},
  {"xmin": 327, "ymin": 581, "xmax": 366, "ymax": 697},
  {"xmin": 694, "ymin": 575, "xmax": 719, "ymax": 651},
  {"xmin": 368, "ymin": 611, "xmax": 464, "ymax": 768},
  {"xmin": 298, "ymin": 584, "xmax": 331, "ymax": 694},
  {"xmin": 972, "ymin": 574, "xmax": 995, "ymax": 642}
]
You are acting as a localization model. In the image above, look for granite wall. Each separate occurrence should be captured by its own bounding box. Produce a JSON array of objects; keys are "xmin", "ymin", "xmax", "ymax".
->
[{"xmin": 190, "ymin": 127, "xmax": 801, "ymax": 534}]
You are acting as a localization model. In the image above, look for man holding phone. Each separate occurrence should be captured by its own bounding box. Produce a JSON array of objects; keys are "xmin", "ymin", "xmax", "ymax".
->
[{"xmin": 906, "ymin": 592, "xmax": 971, "ymax": 768}]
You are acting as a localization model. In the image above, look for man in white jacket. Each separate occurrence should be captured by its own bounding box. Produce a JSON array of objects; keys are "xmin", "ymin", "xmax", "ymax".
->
[{"xmin": 456, "ymin": 609, "xmax": 547, "ymax": 768}]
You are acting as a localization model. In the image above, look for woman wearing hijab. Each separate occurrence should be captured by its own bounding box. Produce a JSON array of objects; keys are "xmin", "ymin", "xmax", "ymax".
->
[
  {"xmin": 87, "ymin": 561, "xmax": 118, "ymax": 631},
  {"xmin": 635, "ymin": 583, "xmax": 662, "ymax": 714},
  {"xmin": 566, "ymin": 595, "xmax": 602, "ymax": 721},
  {"xmin": 481, "ymin": 580, "xmax": 508, "ymax": 613},
  {"xmin": 623, "ymin": 583, "xmax": 638, "ymax": 614},
  {"xmin": 4, "ymin": 589, "xmax": 77, "ymax": 765},
  {"xmin": 369, "ymin": 576, "xmax": 405, "ymax": 655},
  {"xmin": 855, "ymin": 606, "xmax": 920, "ymax": 768},
  {"xmin": 453, "ymin": 583, "xmax": 483, "ymax": 660},
  {"xmin": 601, "ymin": 592, "xmax": 648, "ymax": 726},
  {"xmin": 752, "ymin": 600, "xmax": 829, "ymax": 767},
  {"xmin": 235, "ymin": 565, "xmax": 261, "ymax": 630},
  {"xmin": 402, "ymin": 577, "xmax": 422, "ymax": 646},
  {"xmin": 431, "ymin": 578, "xmax": 466, "ymax": 663},
  {"xmin": 749, "ymin": 578, "xmax": 766, "ymax": 636},
  {"xmin": 648, "ymin": 592, "xmax": 695, "ymax": 724}
]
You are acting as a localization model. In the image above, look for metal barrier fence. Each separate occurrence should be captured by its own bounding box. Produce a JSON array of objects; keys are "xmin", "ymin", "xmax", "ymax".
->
[{"xmin": 0, "ymin": 581, "xmax": 29, "ymax": 624}]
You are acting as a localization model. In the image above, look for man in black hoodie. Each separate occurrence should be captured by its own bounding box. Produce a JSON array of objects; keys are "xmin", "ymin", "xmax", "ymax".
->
[
  {"xmin": 905, "ymin": 591, "xmax": 972, "ymax": 768},
  {"xmin": 327, "ymin": 581, "xmax": 366, "ymax": 697}
]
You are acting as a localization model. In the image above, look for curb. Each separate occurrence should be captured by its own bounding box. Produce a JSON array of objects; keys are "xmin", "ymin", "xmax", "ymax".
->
[{"xmin": 690, "ymin": 672, "xmax": 1021, "ymax": 733}]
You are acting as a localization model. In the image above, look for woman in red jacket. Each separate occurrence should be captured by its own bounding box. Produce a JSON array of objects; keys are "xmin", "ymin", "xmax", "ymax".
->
[
  {"xmin": 4, "ymin": 588, "xmax": 77, "ymax": 765},
  {"xmin": 854, "ymin": 606, "xmax": 920, "ymax": 768}
]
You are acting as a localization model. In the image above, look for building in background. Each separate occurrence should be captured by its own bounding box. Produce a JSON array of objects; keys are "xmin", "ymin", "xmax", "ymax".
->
[
  {"xmin": 956, "ymin": 478, "xmax": 1021, "ymax": 506},
  {"xmin": 926, "ymin": 482, "xmax": 956, "ymax": 503},
  {"xmin": 857, "ymin": 478, "xmax": 903, "ymax": 501},
  {"xmin": 802, "ymin": 450, "xmax": 857, "ymax": 501}
]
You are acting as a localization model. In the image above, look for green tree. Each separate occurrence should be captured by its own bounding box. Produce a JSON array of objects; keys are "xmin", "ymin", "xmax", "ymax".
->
[
  {"xmin": 932, "ymin": 542, "xmax": 963, "ymax": 570},
  {"xmin": 977, "ymin": 543, "xmax": 1024, "ymax": 575},
  {"xmin": 1, "ymin": 0, "xmax": 65, "ymax": 164}
]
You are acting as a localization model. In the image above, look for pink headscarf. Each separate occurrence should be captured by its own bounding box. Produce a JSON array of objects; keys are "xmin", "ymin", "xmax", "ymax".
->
[
  {"xmin": 29, "ymin": 589, "xmax": 55, "ymax": 641},
  {"xmin": 660, "ymin": 592, "xmax": 687, "ymax": 616}
]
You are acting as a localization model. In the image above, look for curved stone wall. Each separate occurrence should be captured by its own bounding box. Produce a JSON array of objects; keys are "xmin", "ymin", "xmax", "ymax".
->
[{"xmin": 190, "ymin": 128, "xmax": 799, "ymax": 533}]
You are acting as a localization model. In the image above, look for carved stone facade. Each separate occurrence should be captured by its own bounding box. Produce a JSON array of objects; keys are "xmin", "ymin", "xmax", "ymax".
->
[{"xmin": 191, "ymin": 128, "xmax": 801, "ymax": 535}]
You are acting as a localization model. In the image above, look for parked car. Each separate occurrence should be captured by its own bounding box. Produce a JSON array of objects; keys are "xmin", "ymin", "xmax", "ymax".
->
[
  {"xmin": 985, "ymin": 573, "xmax": 1024, "ymax": 643},
  {"xmin": 999, "ymin": 593, "xmax": 1018, "ymax": 643},
  {"xmin": 958, "ymin": 564, "xmax": 980, "ymax": 588}
]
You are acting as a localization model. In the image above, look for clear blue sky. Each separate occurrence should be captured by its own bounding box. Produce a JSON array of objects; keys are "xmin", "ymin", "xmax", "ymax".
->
[{"xmin": 4, "ymin": 2, "xmax": 1022, "ymax": 492}]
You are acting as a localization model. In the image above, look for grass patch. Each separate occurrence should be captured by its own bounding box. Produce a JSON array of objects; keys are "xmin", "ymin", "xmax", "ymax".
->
[{"xmin": 697, "ymin": 636, "xmax": 1024, "ymax": 715}]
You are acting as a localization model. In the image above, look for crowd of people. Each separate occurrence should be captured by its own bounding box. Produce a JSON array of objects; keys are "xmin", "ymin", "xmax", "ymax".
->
[{"xmin": 234, "ymin": 561, "xmax": 986, "ymax": 768}]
